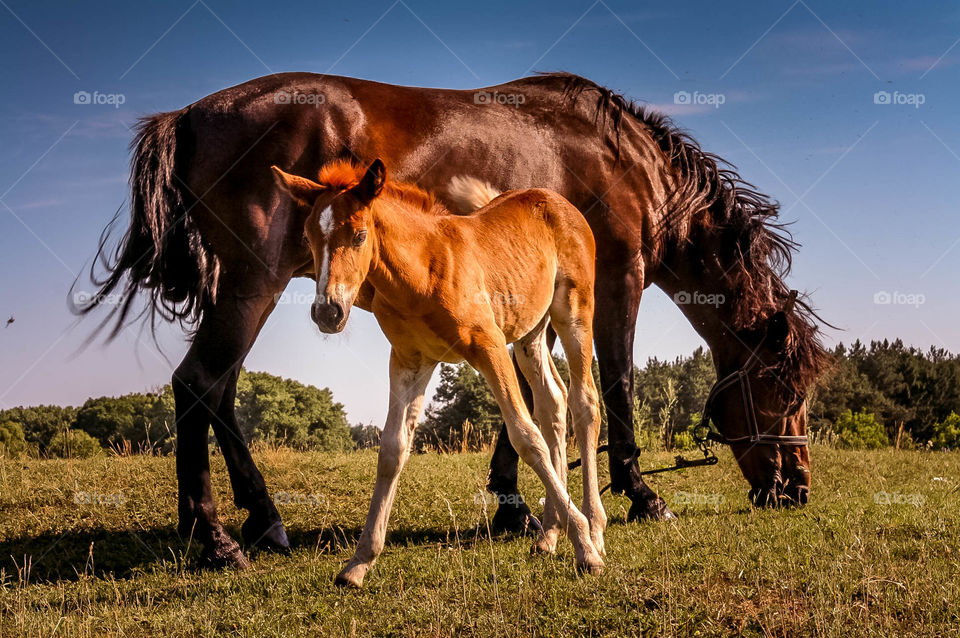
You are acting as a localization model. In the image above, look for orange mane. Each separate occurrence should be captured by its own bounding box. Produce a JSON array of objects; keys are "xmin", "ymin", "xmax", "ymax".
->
[{"xmin": 315, "ymin": 159, "xmax": 447, "ymax": 216}]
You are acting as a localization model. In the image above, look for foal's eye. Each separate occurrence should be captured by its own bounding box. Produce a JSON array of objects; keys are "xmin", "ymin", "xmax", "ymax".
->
[{"xmin": 353, "ymin": 230, "xmax": 367, "ymax": 246}]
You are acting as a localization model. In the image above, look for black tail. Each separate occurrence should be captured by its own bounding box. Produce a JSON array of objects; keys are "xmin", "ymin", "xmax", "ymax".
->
[{"xmin": 71, "ymin": 109, "xmax": 219, "ymax": 339}]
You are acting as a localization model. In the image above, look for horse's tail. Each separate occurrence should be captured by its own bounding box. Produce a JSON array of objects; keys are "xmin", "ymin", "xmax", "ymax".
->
[
  {"xmin": 71, "ymin": 109, "xmax": 219, "ymax": 340},
  {"xmin": 446, "ymin": 175, "xmax": 501, "ymax": 212}
]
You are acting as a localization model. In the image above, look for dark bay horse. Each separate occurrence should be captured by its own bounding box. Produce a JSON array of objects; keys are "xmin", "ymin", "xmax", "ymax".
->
[{"xmin": 76, "ymin": 72, "xmax": 828, "ymax": 567}]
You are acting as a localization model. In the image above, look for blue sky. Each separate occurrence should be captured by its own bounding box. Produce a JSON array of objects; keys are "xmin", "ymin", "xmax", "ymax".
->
[{"xmin": 1, "ymin": 0, "xmax": 958, "ymax": 425}]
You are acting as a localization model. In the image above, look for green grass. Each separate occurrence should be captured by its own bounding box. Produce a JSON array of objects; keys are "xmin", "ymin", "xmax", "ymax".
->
[{"xmin": 1, "ymin": 447, "xmax": 958, "ymax": 636}]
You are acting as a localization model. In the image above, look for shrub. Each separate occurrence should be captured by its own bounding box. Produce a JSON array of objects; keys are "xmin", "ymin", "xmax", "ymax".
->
[
  {"xmin": 47, "ymin": 429, "xmax": 103, "ymax": 458},
  {"xmin": 833, "ymin": 410, "xmax": 889, "ymax": 450},
  {"xmin": 672, "ymin": 430, "xmax": 696, "ymax": 451},
  {"xmin": 0, "ymin": 420, "xmax": 27, "ymax": 458},
  {"xmin": 930, "ymin": 412, "xmax": 960, "ymax": 451}
]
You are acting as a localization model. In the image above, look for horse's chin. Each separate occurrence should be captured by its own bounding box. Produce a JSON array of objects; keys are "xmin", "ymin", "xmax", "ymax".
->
[{"xmin": 314, "ymin": 318, "xmax": 347, "ymax": 334}]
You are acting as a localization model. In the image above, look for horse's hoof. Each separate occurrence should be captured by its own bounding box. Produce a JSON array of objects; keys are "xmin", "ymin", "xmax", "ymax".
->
[
  {"xmin": 490, "ymin": 499, "xmax": 543, "ymax": 536},
  {"xmin": 242, "ymin": 516, "xmax": 291, "ymax": 554},
  {"xmin": 627, "ymin": 496, "xmax": 676, "ymax": 522},
  {"xmin": 591, "ymin": 535, "xmax": 606, "ymax": 558},
  {"xmin": 335, "ymin": 563, "xmax": 367, "ymax": 588},
  {"xmin": 200, "ymin": 540, "xmax": 250, "ymax": 570},
  {"xmin": 529, "ymin": 535, "xmax": 557, "ymax": 556},
  {"xmin": 576, "ymin": 555, "xmax": 605, "ymax": 576}
]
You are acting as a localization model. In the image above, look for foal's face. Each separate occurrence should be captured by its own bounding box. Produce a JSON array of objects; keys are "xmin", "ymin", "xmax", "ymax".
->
[{"xmin": 272, "ymin": 160, "xmax": 384, "ymax": 333}]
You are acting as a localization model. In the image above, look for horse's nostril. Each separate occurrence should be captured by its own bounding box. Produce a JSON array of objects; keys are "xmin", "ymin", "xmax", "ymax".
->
[
  {"xmin": 797, "ymin": 485, "xmax": 809, "ymax": 505},
  {"xmin": 330, "ymin": 302, "xmax": 344, "ymax": 325}
]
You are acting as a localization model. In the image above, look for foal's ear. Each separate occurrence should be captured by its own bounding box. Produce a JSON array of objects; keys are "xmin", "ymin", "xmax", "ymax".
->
[
  {"xmin": 352, "ymin": 159, "xmax": 386, "ymax": 202},
  {"xmin": 271, "ymin": 166, "xmax": 325, "ymax": 209}
]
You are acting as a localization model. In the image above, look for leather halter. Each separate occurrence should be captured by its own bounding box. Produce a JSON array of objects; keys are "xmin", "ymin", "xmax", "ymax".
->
[
  {"xmin": 700, "ymin": 299, "xmax": 808, "ymax": 447},
  {"xmin": 569, "ymin": 292, "xmax": 808, "ymax": 481}
]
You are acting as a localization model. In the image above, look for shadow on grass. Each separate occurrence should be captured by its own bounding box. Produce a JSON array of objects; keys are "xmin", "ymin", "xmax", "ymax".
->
[{"xmin": 0, "ymin": 522, "xmax": 510, "ymax": 584}]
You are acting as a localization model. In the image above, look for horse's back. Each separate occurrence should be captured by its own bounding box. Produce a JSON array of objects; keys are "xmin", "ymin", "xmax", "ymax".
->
[{"xmin": 478, "ymin": 187, "xmax": 595, "ymax": 261}]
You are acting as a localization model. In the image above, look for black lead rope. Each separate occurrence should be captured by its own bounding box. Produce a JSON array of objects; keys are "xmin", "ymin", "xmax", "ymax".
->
[{"xmin": 567, "ymin": 290, "xmax": 810, "ymax": 490}]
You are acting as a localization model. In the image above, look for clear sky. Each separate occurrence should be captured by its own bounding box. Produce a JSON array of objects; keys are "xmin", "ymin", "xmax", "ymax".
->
[{"xmin": 1, "ymin": 0, "xmax": 957, "ymax": 425}]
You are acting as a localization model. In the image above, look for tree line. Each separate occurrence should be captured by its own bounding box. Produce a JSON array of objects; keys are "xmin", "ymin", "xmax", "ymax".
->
[
  {"xmin": 2, "ymin": 339, "xmax": 958, "ymax": 459},
  {"xmin": 414, "ymin": 340, "xmax": 960, "ymax": 453},
  {"xmin": 0, "ymin": 370, "xmax": 357, "ymax": 458}
]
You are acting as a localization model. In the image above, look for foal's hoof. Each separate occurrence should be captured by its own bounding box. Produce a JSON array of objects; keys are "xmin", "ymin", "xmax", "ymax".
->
[
  {"xmin": 334, "ymin": 562, "xmax": 368, "ymax": 589},
  {"xmin": 576, "ymin": 555, "xmax": 605, "ymax": 576},
  {"xmin": 200, "ymin": 540, "xmax": 250, "ymax": 570},
  {"xmin": 490, "ymin": 499, "xmax": 543, "ymax": 536},
  {"xmin": 529, "ymin": 535, "xmax": 557, "ymax": 556},
  {"xmin": 242, "ymin": 516, "xmax": 291, "ymax": 555},
  {"xmin": 627, "ymin": 496, "xmax": 676, "ymax": 522}
]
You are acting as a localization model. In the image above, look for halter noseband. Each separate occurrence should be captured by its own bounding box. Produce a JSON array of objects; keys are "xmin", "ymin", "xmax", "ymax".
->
[
  {"xmin": 700, "ymin": 351, "xmax": 808, "ymax": 447},
  {"xmin": 569, "ymin": 292, "xmax": 809, "ymax": 482},
  {"xmin": 700, "ymin": 290, "xmax": 808, "ymax": 448}
]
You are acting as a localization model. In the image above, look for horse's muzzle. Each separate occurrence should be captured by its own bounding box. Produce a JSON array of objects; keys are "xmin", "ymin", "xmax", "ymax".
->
[{"xmin": 311, "ymin": 300, "xmax": 347, "ymax": 333}]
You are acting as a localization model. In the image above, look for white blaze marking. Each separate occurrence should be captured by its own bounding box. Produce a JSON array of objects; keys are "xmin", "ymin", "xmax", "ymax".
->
[
  {"xmin": 316, "ymin": 206, "xmax": 334, "ymax": 296},
  {"xmin": 318, "ymin": 205, "xmax": 334, "ymax": 234}
]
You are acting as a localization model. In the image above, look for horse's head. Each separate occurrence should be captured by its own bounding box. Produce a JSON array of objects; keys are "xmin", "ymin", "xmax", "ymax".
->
[
  {"xmin": 272, "ymin": 159, "xmax": 384, "ymax": 333},
  {"xmin": 705, "ymin": 296, "xmax": 821, "ymax": 508}
]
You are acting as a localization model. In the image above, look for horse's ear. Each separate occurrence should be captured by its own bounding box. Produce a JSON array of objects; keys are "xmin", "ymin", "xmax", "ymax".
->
[
  {"xmin": 271, "ymin": 166, "xmax": 325, "ymax": 209},
  {"xmin": 353, "ymin": 159, "xmax": 385, "ymax": 202}
]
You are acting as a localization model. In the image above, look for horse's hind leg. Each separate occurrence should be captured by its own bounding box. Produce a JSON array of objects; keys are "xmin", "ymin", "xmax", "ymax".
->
[
  {"xmin": 486, "ymin": 365, "xmax": 541, "ymax": 535},
  {"xmin": 551, "ymin": 283, "xmax": 606, "ymax": 555},
  {"xmin": 467, "ymin": 333, "xmax": 603, "ymax": 574},
  {"xmin": 514, "ymin": 319, "xmax": 568, "ymax": 554},
  {"xmin": 213, "ymin": 304, "xmax": 289, "ymax": 554},
  {"xmin": 174, "ymin": 271, "xmax": 289, "ymax": 567}
]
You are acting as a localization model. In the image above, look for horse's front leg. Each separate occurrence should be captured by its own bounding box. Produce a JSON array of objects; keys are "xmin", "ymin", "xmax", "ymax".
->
[{"xmin": 335, "ymin": 351, "xmax": 436, "ymax": 588}]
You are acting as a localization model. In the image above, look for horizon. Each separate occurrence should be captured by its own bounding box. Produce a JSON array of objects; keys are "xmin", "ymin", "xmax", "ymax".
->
[{"xmin": 1, "ymin": 0, "xmax": 958, "ymax": 424}]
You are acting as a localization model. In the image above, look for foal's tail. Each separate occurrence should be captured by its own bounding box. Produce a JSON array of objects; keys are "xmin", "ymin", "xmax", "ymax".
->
[
  {"xmin": 71, "ymin": 109, "xmax": 219, "ymax": 340},
  {"xmin": 447, "ymin": 175, "xmax": 501, "ymax": 212}
]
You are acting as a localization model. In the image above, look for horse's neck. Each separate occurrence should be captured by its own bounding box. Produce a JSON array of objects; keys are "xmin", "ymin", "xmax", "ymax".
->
[
  {"xmin": 367, "ymin": 197, "xmax": 437, "ymax": 299},
  {"xmin": 654, "ymin": 266, "xmax": 754, "ymax": 371}
]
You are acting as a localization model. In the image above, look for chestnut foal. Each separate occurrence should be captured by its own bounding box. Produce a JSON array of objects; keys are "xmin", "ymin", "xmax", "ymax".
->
[{"xmin": 272, "ymin": 158, "xmax": 606, "ymax": 587}]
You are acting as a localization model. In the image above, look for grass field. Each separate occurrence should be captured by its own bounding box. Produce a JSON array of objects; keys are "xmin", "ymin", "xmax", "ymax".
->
[{"xmin": 1, "ymin": 446, "xmax": 958, "ymax": 636}]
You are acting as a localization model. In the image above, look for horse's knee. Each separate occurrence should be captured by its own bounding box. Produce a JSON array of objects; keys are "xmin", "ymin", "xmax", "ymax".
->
[{"xmin": 376, "ymin": 430, "xmax": 410, "ymax": 475}]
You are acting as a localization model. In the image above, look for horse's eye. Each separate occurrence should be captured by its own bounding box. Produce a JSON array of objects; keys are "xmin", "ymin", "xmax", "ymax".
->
[{"xmin": 353, "ymin": 230, "xmax": 367, "ymax": 246}]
